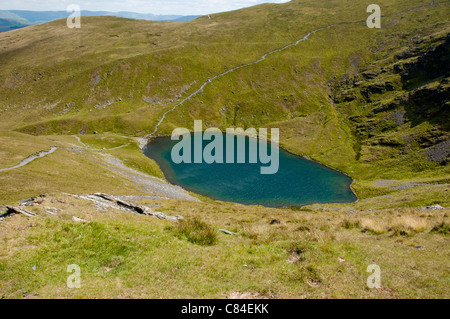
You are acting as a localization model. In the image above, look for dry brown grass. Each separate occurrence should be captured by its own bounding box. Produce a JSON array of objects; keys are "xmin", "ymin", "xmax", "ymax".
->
[
  {"xmin": 360, "ymin": 218, "xmax": 390, "ymax": 235},
  {"xmin": 391, "ymin": 216, "xmax": 433, "ymax": 236},
  {"xmin": 358, "ymin": 213, "xmax": 436, "ymax": 236}
]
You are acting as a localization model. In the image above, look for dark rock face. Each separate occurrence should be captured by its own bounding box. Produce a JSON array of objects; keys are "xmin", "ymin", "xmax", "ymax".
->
[
  {"xmin": 335, "ymin": 89, "xmax": 357, "ymax": 103},
  {"xmin": 361, "ymin": 70, "xmax": 378, "ymax": 80},
  {"xmin": 395, "ymin": 34, "xmax": 450, "ymax": 87},
  {"xmin": 371, "ymin": 96, "xmax": 406, "ymax": 114},
  {"xmin": 395, "ymin": 48, "xmax": 418, "ymax": 60},
  {"xmin": 405, "ymin": 78, "xmax": 449, "ymax": 125},
  {"xmin": 330, "ymin": 31, "xmax": 449, "ymax": 166},
  {"xmin": 416, "ymin": 130, "xmax": 447, "ymax": 148},
  {"xmin": 361, "ymin": 82, "xmax": 396, "ymax": 102}
]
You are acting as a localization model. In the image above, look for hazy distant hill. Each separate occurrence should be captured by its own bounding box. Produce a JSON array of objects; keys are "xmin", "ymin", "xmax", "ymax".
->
[
  {"xmin": 0, "ymin": 10, "xmax": 200, "ymax": 31},
  {"xmin": 0, "ymin": 18, "xmax": 30, "ymax": 32},
  {"xmin": 0, "ymin": 11, "xmax": 31, "ymax": 31}
]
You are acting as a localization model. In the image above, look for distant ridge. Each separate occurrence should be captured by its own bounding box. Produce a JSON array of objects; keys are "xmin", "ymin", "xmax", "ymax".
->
[{"xmin": 0, "ymin": 10, "xmax": 200, "ymax": 31}]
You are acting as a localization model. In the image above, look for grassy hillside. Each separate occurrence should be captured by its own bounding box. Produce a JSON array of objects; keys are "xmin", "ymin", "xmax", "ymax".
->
[
  {"xmin": 1, "ymin": 195, "xmax": 449, "ymax": 298},
  {"xmin": 0, "ymin": 0, "xmax": 449, "ymax": 299}
]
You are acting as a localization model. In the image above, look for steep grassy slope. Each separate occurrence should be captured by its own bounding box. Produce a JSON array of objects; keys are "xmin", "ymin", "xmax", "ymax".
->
[{"xmin": 0, "ymin": 0, "xmax": 438, "ymax": 133}]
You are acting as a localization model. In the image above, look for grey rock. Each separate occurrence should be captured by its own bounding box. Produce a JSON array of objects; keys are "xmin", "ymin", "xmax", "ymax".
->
[
  {"xmin": 219, "ymin": 229, "xmax": 238, "ymax": 235},
  {"xmin": 421, "ymin": 204, "xmax": 444, "ymax": 210},
  {"xmin": 73, "ymin": 216, "xmax": 89, "ymax": 223}
]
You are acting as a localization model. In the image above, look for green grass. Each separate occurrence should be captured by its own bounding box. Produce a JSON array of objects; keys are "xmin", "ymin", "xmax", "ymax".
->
[
  {"xmin": 168, "ymin": 218, "xmax": 218, "ymax": 246},
  {"xmin": 431, "ymin": 222, "xmax": 450, "ymax": 236},
  {"xmin": 0, "ymin": 196, "xmax": 448, "ymax": 298},
  {"xmin": 109, "ymin": 143, "xmax": 165, "ymax": 179}
]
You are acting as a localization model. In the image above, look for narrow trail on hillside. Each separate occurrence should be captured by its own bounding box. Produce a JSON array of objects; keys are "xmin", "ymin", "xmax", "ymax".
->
[
  {"xmin": 97, "ymin": 154, "xmax": 200, "ymax": 201},
  {"xmin": 144, "ymin": 24, "xmax": 337, "ymax": 139},
  {"xmin": 0, "ymin": 147, "xmax": 58, "ymax": 173},
  {"xmin": 144, "ymin": 0, "xmax": 438, "ymax": 141},
  {"xmin": 0, "ymin": 143, "xmax": 130, "ymax": 173},
  {"xmin": 0, "ymin": 142, "xmax": 199, "ymax": 201}
]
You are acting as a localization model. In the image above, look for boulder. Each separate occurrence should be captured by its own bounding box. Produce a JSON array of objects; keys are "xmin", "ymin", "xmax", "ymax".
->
[{"xmin": 421, "ymin": 204, "xmax": 445, "ymax": 210}]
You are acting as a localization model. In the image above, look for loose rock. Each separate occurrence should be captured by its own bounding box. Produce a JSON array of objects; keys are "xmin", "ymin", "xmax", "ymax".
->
[
  {"xmin": 421, "ymin": 204, "xmax": 444, "ymax": 210},
  {"xmin": 3, "ymin": 206, "xmax": 36, "ymax": 217},
  {"xmin": 73, "ymin": 216, "xmax": 89, "ymax": 223},
  {"xmin": 219, "ymin": 229, "xmax": 238, "ymax": 235}
]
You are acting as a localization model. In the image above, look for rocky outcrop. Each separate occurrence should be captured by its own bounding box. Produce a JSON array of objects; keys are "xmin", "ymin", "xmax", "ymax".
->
[
  {"xmin": 69, "ymin": 193, "xmax": 184, "ymax": 221},
  {"xmin": 361, "ymin": 82, "xmax": 396, "ymax": 102},
  {"xmin": 19, "ymin": 195, "xmax": 47, "ymax": 206},
  {"xmin": 1, "ymin": 206, "xmax": 36, "ymax": 218},
  {"xmin": 371, "ymin": 96, "xmax": 407, "ymax": 114},
  {"xmin": 384, "ymin": 110, "xmax": 406, "ymax": 126},
  {"xmin": 394, "ymin": 34, "xmax": 450, "ymax": 87},
  {"xmin": 330, "ymin": 30, "xmax": 450, "ymax": 168},
  {"xmin": 405, "ymin": 78, "xmax": 450, "ymax": 124}
]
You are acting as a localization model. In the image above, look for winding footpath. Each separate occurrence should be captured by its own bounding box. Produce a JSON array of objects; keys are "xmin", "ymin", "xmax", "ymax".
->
[
  {"xmin": 0, "ymin": 137, "xmax": 197, "ymax": 201},
  {"xmin": 145, "ymin": 24, "xmax": 338, "ymax": 139},
  {"xmin": 0, "ymin": 147, "xmax": 58, "ymax": 173},
  {"xmin": 0, "ymin": 137, "xmax": 130, "ymax": 173}
]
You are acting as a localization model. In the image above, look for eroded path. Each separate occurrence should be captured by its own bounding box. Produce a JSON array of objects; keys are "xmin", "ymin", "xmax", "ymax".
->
[
  {"xmin": 98, "ymin": 154, "xmax": 200, "ymax": 201},
  {"xmin": 0, "ymin": 136, "xmax": 199, "ymax": 201},
  {"xmin": 0, "ymin": 138, "xmax": 130, "ymax": 173},
  {"xmin": 0, "ymin": 147, "xmax": 58, "ymax": 172}
]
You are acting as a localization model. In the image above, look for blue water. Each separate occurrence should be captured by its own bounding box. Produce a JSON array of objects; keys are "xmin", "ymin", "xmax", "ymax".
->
[{"xmin": 143, "ymin": 134, "xmax": 356, "ymax": 207}]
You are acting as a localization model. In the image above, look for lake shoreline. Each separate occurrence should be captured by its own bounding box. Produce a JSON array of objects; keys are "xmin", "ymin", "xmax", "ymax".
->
[{"xmin": 142, "ymin": 134, "xmax": 358, "ymax": 208}]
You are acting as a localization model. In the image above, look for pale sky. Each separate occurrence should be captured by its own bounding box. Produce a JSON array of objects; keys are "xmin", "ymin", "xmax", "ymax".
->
[{"xmin": 1, "ymin": 0, "xmax": 291, "ymax": 15}]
